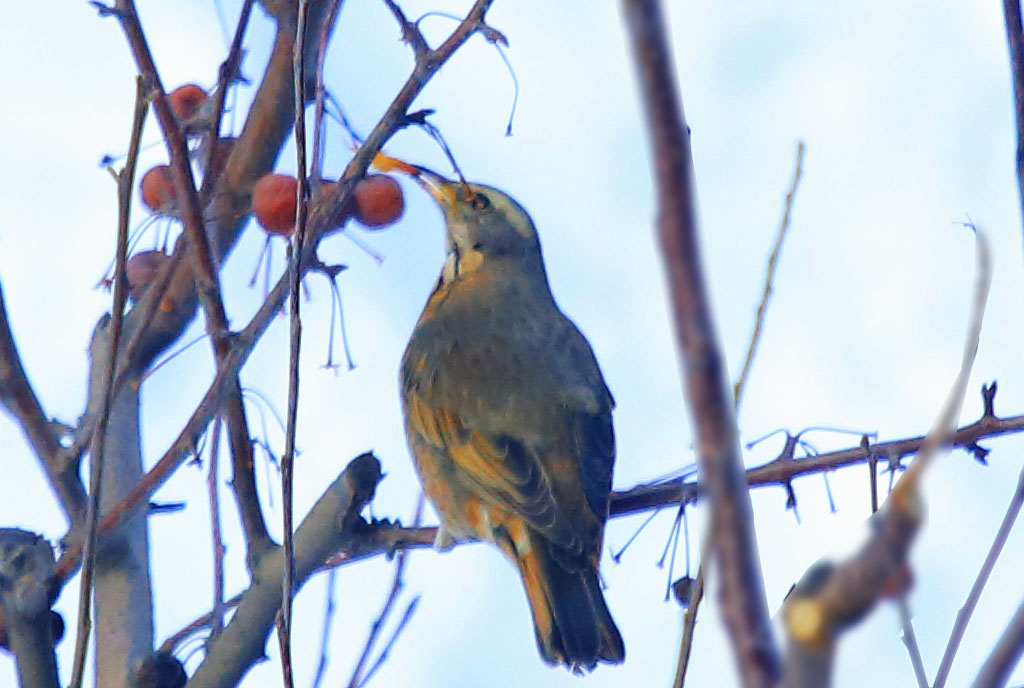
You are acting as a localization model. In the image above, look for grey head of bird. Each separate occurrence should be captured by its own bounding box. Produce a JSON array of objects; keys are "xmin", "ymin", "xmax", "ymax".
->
[{"xmin": 412, "ymin": 167, "xmax": 547, "ymax": 284}]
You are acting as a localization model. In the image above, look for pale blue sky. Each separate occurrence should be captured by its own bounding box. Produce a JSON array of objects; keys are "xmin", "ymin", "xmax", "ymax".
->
[{"xmin": 2, "ymin": 1, "xmax": 1024, "ymax": 687}]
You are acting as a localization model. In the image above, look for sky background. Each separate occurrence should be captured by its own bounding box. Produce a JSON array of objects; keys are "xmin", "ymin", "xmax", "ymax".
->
[{"xmin": 2, "ymin": 1, "xmax": 1024, "ymax": 686}]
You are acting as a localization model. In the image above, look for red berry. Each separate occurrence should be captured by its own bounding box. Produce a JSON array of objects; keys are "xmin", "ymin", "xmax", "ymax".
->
[
  {"xmin": 140, "ymin": 165, "xmax": 176, "ymax": 213},
  {"xmin": 353, "ymin": 175, "xmax": 404, "ymax": 229},
  {"xmin": 252, "ymin": 173, "xmax": 298, "ymax": 236},
  {"xmin": 168, "ymin": 84, "xmax": 207, "ymax": 121}
]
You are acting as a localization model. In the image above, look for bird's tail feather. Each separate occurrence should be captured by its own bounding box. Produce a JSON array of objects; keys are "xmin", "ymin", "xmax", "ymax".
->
[{"xmin": 513, "ymin": 535, "xmax": 624, "ymax": 671}]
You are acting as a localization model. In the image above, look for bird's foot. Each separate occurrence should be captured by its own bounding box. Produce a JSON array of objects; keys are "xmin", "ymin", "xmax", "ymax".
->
[{"xmin": 433, "ymin": 526, "xmax": 455, "ymax": 552}]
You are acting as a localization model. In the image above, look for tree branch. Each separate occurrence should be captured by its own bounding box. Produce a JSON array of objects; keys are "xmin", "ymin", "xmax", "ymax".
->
[
  {"xmin": 933, "ymin": 461, "xmax": 1024, "ymax": 687},
  {"xmin": 184, "ymin": 453, "xmax": 382, "ymax": 688},
  {"xmin": 0, "ymin": 529, "xmax": 60, "ymax": 688},
  {"xmin": 162, "ymin": 404, "xmax": 1024, "ymax": 654},
  {"xmin": 1002, "ymin": 0, "xmax": 1024, "ymax": 258},
  {"xmin": 620, "ymin": 1, "xmax": 779, "ymax": 683},
  {"xmin": 54, "ymin": 0, "xmax": 497, "ymax": 588},
  {"xmin": 972, "ymin": 594, "xmax": 1024, "ymax": 687}
]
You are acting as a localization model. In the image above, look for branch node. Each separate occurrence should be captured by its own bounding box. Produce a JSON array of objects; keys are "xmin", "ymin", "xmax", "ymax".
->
[
  {"xmin": 89, "ymin": 1, "xmax": 125, "ymax": 18},
  {"xmin": 382, "ymin": 0, "xmax": 431, "ymax": 59},
  {"xmin": 982, "ymin": 380, "xmax": 998, "ymax": 419},
  {"xmin": 966, "ymin": 441, "xmax": 991, "ymax": 466}
]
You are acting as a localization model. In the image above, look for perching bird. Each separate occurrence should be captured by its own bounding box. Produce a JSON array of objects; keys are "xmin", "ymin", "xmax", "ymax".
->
[{"xmin": 400, "ymin": 168, "xmax": 624, "ymax": 671}]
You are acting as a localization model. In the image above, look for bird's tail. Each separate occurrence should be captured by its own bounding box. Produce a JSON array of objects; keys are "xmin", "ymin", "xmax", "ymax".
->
[{"xmin": 511, "ymin": 532, "xmax": 625, "ymax": 672}]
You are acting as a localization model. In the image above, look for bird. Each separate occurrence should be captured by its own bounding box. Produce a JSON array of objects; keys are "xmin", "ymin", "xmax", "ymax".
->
[{"xmin": 399, "ymin": 167, "xmax": 625, "ymax": 672}]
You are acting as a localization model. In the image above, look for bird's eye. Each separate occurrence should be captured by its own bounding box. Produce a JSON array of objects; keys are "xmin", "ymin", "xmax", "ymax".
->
[{"xmin": 470, "ymin": 193, "xmax": 490, "ymax": 211}]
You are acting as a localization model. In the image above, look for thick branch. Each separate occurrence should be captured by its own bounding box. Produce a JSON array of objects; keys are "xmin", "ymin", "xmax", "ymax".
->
[
  {"xmin": 185, "ymin": 453, "xmax": 382, "ymax": 688},
  {"xmin": 620, "ymin": 1, "xmax": 779, "ymax": 684},
  {"xmin": 0, "ymin": 529, "xmax": 60, "ymax": 688}
]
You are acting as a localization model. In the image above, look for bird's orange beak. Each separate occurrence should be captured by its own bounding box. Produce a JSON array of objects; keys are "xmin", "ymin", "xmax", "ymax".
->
[
  {"xmin": 368, "ymin": 150, "xmax": 457, "ymax": 209},
  {"xmin": 410, "ymin": 166, "xmax": 458, "ymax": 210}
]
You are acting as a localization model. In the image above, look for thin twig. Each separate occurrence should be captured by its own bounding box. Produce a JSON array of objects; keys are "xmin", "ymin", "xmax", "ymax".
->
[
  {"xmin": 733, "ymin": 140, "xmax": 805, "ymax": 412},
  {"xmin": 311, "ymin": 0, "xmax": 345, "ymax": 180},
  {"xmin": 897, "ymin": 598, "xmax": 928, "ymax": 688},
  {"xmin": 226, "ymin": 382, "xmax": 272, "ymax": 565},
  {"xmin": 356, "ymin": 596, "xmax": 421, "ymax": 688},
  {"xmin": 933, "ymin": 462, "xmax": 1024, "ymax": 687},
  {"xmin": 348, "ymin": 496, "xmax": 423, "ymax": 688},
  {"xmin": 68, "ymin": 76, "xmax": 147, "ymax": 688},
  {"xmin": 311, "ymin": 568, "xmax": 338, "ymax": 688},
  {"xmin": 381, "ymin": 0, "xmax": 430, "ymax": 58},
  {"xmin": 200, "ymin": 0, "xmax": 255, "ymax": 196},
  {"xmin": 208, "ymin": 415, "xmax": 226, "ymax": 637},
  {"xmin": 278, "ymin": 4, "xmax": 312, "ymax": 686},
  {"xmin": 673, "ymin": 564, "xmax": 705, "ymax": 687},
  {"xmin": 972, "ymin": 593, "xmax": 1024, "ymax": 687}
]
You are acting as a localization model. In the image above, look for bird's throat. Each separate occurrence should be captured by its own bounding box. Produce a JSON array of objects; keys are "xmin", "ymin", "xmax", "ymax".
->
[{"xmin": 441, "ymin": 247, "xmax": 485, "ymax": 284}]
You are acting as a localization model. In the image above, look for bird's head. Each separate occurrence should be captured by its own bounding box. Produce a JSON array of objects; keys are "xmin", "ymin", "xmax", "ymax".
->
[{"xmin": 413, "ymin": 166, "xmax": 544, "ymax": 282}]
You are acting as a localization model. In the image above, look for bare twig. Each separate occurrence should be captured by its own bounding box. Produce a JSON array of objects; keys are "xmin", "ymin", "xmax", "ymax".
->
[
  {"xmin": 200, "ymin": 1, "xmax": 273, "ymax": 571},
  {"xmin": 311, "ymin": 568, "xmax": 338, "ymax": 688},
  {"xmin": 208, "ymin": 415, "xmax": 227, "ymax": 637},
  {"xmin": 933, "ymin": 462, "xmax": 1024, "ymax": 687},
  {"xmin": 226, "ymin": 383, "xmax": 272, "ymax": 567},
  {"xmin": 673, "ymin": 565, "xmax": 705, "ymax": 687},
  {"xmin": 348, "ymin": 496, "xmax": 423, "ymax": 688},
  {"xmin": 277, "ymin": 3, "xmax": 312, "ymax": 686},
  {"xmin": 382, "ymin": 0, "xmax": 430, "ymax": 58},
  {"xmin": 621, "ymin": 1, "xmax": 779, "ymax": 683},
  {"xmin": 356, "ymin": 596, "xmax": 421, "ymax": 688},
  {"xmin": 68, "ymin": 76, "xmax": 147, "ymax": 688},
  {"xmin": 200, "ymin": 0, "xmax": 255, "ymax": 196},
  {"xmin": 896, "ymin": 599, "xmax": 928, "ymax": 688},
  {"xmin": 972, "ymin": 594, "xmax": 1024, "ymax": 687},
  {"xmin": 310, "ymin": 0, "xmax": 345, "ymax": 180},
  {"xmin": 611, "ymin": 409, "xmax": 1023, "ymax": 518},
  {"xmin": 733, "ymin": 140, "xmax": 805, "ymax": 412}
]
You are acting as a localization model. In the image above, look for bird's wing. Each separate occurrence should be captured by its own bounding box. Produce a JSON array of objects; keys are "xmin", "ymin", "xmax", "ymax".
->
[{"xmin": 403, "ymin": 313, "xmax": 614, "ymax": 557}]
